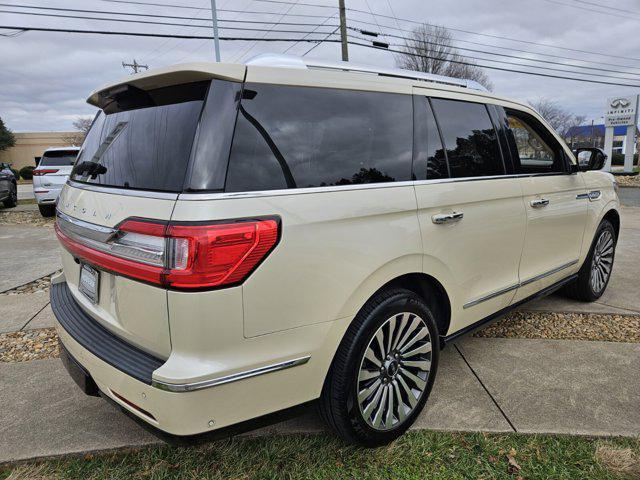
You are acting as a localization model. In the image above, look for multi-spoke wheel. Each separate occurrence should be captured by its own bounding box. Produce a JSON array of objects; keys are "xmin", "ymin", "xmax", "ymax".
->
[
  {"xmin": 565, "ymin": 218, "xmax": 617, "ymax": 302},
  {"xmin": 319, "ymin": 288, "xmax": 440, "ymax": 446},
  {"xmin": 590, "ymin": 229, "xmax": 614, "ymax": 295},
  {"xmin": 357, "ymin": 312, "xmax": 432, "ymax": 431}
]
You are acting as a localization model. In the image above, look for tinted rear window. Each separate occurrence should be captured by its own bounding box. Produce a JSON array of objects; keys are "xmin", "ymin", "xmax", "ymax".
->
[
  {"xmin": 225, "ymin": 84, "xmax": 413, "ymax": 192},
  {"xmin": 71, "ymin": 82, "xmax": 208, "ymax": 192},
  {"xmin": 40, "ymin": 150, "xmax": 78, "ymax": 167},
  {"xmin": 430, "ymin": 98, "xmax": 504, "ymax": 178}
]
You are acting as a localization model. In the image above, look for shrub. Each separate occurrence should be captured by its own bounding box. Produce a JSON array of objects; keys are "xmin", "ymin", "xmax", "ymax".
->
[{"xmin": 19, "ymin": 165, "xmax": 35, "ymax": 180}]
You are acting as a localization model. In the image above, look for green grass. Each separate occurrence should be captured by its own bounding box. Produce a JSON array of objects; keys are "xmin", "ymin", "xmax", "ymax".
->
[
  {"xmin": 17, "ymin": 198, "xmax": 36, "ymax": 205},
  {"xmin": 2, "ymin": 431, "xmax": 639, "ymax": 480}
]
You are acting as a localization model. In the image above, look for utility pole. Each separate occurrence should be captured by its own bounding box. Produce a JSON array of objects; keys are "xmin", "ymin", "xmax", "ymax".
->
[
  {"xmin": 122, "ymin": 59, "xmax": 148, "ymax": 74},
  {"xmin": 338, "ymin": 0, "xmax": 348, "ymax": 61},
  {"xmin": 210, "ymin": 0, "xmax": 221, "ymax": 62}
]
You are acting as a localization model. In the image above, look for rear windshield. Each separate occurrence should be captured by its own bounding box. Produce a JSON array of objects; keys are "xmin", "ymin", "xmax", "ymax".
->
[
  {"xmin": 40, "ymin": 150, "xmax": 78, "ymax": 167},
  {"xmin": 70, "ymin": 81, "xmax": 209, "ymax": 192}
]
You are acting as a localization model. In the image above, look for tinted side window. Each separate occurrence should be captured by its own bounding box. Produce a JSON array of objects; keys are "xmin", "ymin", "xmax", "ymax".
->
[
  {"xmin": 430, "ymin": 98, "xmax": 504, "ymax": 178},
  {"xmin": 413, "ymin": 96, "xmax": 448, "ymax": 180},
  {"xmin": 505, "ymin": 109, "xmax": 565, "ymax": 174},
  {"xmin": 225, "ymin": 84, "xmax": 413, "ymax": 192}
]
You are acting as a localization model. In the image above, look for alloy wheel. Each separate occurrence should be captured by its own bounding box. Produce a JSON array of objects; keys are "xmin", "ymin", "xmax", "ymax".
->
[
  {"xmin": 590, "ymin": 229, "xmax": 614, "ymax": 294},
  {"xmin": 357, "ymin": 312, "xmax": 432, "ymax": 431}
]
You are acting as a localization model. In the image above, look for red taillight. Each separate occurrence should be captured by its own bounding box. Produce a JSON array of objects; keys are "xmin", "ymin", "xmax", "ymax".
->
[
  {"xmin": 55, "ymin": 217, "xmax": 280, "ymax": 290},
  {"xmin": 33, "ymin": 169, "xmax": 59, "ymax": 176}
]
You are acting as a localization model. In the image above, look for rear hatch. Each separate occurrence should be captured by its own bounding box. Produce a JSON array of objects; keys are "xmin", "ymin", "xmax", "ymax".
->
[{"xmin": 56, "ymin": 80, "xmax": 209, "ymax": 359}]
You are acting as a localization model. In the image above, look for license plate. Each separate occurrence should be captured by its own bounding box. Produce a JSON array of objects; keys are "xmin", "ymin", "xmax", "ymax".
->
[{"xmin": 79, "ymin": 263, "xmax": 99, "ymax": 303}]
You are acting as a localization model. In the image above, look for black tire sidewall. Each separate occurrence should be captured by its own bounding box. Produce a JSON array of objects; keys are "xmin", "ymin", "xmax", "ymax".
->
[
  {"xmin": 338, "ymin": 290, "xmax": 440, "ymax": 446},
  {"xmin": 38, "ymin": 204, "xmax": 55, "ymax": 217},
  {"xmin": 583, "ymin": 220, "xmax": 616, "ymax": 299}
]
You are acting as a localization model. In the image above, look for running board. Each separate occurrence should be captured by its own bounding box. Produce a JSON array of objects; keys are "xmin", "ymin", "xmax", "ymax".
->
[{"xmin": 441, "ymin": 273, "xmax": 578, "ymax": 347}]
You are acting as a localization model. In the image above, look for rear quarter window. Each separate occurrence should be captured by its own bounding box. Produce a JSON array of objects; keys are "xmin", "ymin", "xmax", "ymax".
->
[
  {"xmin": 430, "ymin": 98, "xmax": 504, "ymax": 178},
  {"xmin": 225, "ymin": 84, "xmax": 413, "ymax": 192}
]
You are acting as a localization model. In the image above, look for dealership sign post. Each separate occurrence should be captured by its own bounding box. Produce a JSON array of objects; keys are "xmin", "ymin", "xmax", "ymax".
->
[{"xmin": 603, "ymin": 95, "xmax": 639, "ymax": 172}]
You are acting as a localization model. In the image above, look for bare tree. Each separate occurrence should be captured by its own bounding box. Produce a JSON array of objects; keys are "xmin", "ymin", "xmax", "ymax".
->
[
  {"xmin": 395, "ymin": 24, "xmax": 493, "ymax": 91},
  {"xmin": 61, "ymin": 117, "xmax": 93, "ymax": 146},
  {"xmin": 529, "ymin": 98, "xmax": 585, "ymax": 136}
]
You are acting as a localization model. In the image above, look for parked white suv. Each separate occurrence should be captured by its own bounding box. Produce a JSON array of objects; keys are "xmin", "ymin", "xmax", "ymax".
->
[
  {"xmin": 33, "ymin": 147, "xmax": 79, "ymax": 217},
  {"xmin": 51, "ymin": 55, "xmax": 620, "ymax": 446}
]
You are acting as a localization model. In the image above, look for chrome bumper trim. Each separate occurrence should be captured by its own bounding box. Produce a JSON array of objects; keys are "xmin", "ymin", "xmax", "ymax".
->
[
  {"xmin": 464, "ymin": 259, "xmax": 579, "ymax": 309},
  {"xmin": 152, "ymin": 356, "xmax": 311, "ymax": 392}
]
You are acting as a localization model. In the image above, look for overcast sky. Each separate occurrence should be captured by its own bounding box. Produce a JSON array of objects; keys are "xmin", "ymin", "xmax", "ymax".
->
[{"xmin": 2, "ymin": 0, "xmax": 640, "ymax": 132}]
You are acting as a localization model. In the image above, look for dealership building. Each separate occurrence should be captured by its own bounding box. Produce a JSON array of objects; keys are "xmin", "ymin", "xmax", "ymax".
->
[{"xmin": 0, "ymin": 131, "xmax": 75, "ymax": 170}]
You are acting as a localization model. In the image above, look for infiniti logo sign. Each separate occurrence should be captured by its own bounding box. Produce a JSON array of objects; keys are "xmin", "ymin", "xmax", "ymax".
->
[{"xmin": 610, "ymin": 98, "xmax": 631, "ymax": 109}]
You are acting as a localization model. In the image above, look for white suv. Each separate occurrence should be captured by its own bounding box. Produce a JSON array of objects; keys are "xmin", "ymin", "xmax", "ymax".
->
[
  {"xmin": 33, "ymin": 147, "xmax": 79, "ymax": 217},
  {"xmin": 51, "ymin": 55, "xmax": 620, "ymax": 446}
]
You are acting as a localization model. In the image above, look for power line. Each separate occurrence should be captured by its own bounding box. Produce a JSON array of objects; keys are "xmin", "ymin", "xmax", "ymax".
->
[
  {"xmin": 283, "ymin": 11, "xmax": 336, "ymax": 53},
  {"xmin": 0, "ymin": 24, "xmax": 341, "ymax": 42},
  {"xmin": 536, "ymin": 0, "xmax": 640, "ymax": 20},
  {"xmin": 347, "ymin": 16, "xmax": 640, "ymax": 72},
  {"xmin": 348, "ymin": 40, "xmax": 640, "ymax": 88},
  {"xmin": 570, "ymin": 0, "xmax": 640, "ymax": 15},
  {"xmin": 345, "ymin": 6, "xmax": 640, "ymax": 62},
  {"xmin": 2, "ymin": 23, "xmax": 639, "ymax": 89},
  {"xmin": 348, "ymin": 27, "xmax": 640, "ymax": 79},
  {"xmin": 0, "ymin": 3, "xmax": 338, "ymax": 27},
  {"xmin": 0, "ymin": 9, "xmax": 338, "ymax": 33}
]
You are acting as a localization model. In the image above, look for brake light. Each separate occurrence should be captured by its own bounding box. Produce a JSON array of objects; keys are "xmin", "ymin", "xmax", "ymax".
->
[
  {"xmin": 55, "ymin": 217, "xmax": 280, "ymax": 290},
  {"xmin": 33, "ymin": 169, "xmax": 59, "ymax": 176}
]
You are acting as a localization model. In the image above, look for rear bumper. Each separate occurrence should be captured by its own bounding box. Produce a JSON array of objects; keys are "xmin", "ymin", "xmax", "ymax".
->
[
  {"xmin": 51, "ymin": 281, "xmax": 331, "ymax": 436},
  {"xmin": 34, "ymin": 185, "xmax": 62, "ymax": 204}
]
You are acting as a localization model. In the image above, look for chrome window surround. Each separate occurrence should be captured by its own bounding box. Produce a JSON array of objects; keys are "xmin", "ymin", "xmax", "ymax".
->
[
  {"xmin": 152, "ymin": 356, "xmax": 311, "ymax": 392},
  {"xmin": 463, "ymin": 259, "xmax": 579, "ymax": 309},
  {"xmin": 66, "ymin": 180, "xmax": 179, "ymax": 200}
]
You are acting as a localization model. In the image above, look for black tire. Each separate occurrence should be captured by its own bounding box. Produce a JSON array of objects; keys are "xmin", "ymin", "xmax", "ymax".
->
[
  {"xmin": 38, "ymin": 204, "xmax": 56, "ymax": 217},
  {"xmin": 319, "ymin": 288, "xmax": 440, "ymax": 447},
  {"xmin": 564, "ymin": 219, "xmax": 617, "ymax": 302},
  {"xmin": 2, "ymin": 183, "xmax": 17, "ymax": 208}
]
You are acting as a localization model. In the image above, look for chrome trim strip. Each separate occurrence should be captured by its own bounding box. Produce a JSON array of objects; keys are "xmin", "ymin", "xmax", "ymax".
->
[
  {"xmin": 178, "ymin": 173, "xmax": 568, "ymax": 201},
  {"xmin": 519, "ymin": 259, "xmax": 579, "ymax": 287},
  {"xmin": 463, "ymin": 283, "xmax": 520, "ymax": 309},
  {"xmin": 57, "ymin": 211, "xmax": 116, "ymax": 243},
  {"xmin": 463, "ymin": 259, "xmax": 580, "ymax": 309},
  {"xmin": 576, "ymin": 193, "xmax": 589, "ymax": 200},
  {"xmin": 66, "ymin": 180, "xmax": 179, "ymax": 200},
  {"xmin": 152, "ymin": 356, "xmax": 311, "ymax": 392}
]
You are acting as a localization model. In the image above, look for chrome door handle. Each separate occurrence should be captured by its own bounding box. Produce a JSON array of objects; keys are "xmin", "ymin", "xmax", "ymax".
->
[
  {"xmin": 530, "ymin": 198, "xmax": 549, "ymax": 208},
  {"xmin": 432, "ymin": 212, "xmax": 464, "ymax": 224}
]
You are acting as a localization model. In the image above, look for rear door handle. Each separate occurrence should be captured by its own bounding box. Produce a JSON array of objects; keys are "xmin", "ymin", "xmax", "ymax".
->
[
  {"xmin": 432, "ymin": 212, "xmax": 464, "ymax": 224},
  {"xmin": 530, "ymin": 198, "xmax": 549, "ymax": 208}
]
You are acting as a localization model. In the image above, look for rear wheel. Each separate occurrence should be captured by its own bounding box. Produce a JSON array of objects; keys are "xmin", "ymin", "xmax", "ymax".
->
[
  {"xmin": 319, "ymin": 288, "xmax": 439, "ymax": 446},
  {"xmin": 3, "ymin": 183, "xmax": 17, "ymax": 208},
  {"xmin": 38, "ymin": 204, "xmax": 56, "ymax": 217},
  {"xmin": 564, "ymin": 219, "xmax": 616, "ymax": 301}
]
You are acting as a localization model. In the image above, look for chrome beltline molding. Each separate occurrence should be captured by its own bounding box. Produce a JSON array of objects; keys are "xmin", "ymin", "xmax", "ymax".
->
[
  {"xmin": 463, "ymin": 259, "xmax": 579, "ymax": 309},
  {"xmin": 152, "ymin": 356, "xmax": 311, "ymax": 392}
]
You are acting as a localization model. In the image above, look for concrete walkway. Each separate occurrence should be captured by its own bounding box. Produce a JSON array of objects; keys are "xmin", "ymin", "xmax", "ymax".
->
[
  {"xmin": 1, "ymin": 336, "xmax": 638, "ymax": 464},
  {"xmin": 0, "ymin": 225, "xmax": 60, "ymax": 293}
]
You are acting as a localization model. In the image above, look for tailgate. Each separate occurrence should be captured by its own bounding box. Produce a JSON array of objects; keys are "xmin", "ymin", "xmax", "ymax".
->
[{"xmin": 56, "ymin": 184, "xmax": 176, "ymax": 359}]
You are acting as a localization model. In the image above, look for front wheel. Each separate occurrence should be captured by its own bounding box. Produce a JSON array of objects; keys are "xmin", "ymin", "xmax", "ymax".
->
[
  {"xmin": 564, "ymin": 219, "xmax": 616, "ymax": 301},
  {"xmin": 319, "ymin": 288, "xmax": 440, "ymax": 446}
]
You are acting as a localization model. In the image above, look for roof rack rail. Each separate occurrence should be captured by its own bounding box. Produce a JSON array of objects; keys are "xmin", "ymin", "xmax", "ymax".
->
[{"xmin": 245, "ymin": 53, "xmax": 488, "ymax": 92}]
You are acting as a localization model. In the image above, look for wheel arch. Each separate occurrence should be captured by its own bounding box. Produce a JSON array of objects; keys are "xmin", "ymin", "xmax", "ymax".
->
[{"xmin": 602, "ymin": 208, "xmax": 620, "ymax": 239}]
